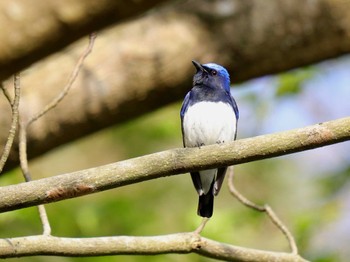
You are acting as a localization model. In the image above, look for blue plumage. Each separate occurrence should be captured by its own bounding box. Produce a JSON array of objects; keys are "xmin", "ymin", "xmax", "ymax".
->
[{"xmin": 180, "ymin": 60, "xmax": 239, "ymax": 218}]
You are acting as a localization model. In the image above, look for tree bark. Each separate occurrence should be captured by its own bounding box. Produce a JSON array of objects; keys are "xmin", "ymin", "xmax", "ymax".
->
[
  {"xmin": 1, "ymin": 0, "xmax": 350, "ymax": 171},
  {"xmin": 0, "ymin": 0, "xmax": 167, "ymax": 81}
]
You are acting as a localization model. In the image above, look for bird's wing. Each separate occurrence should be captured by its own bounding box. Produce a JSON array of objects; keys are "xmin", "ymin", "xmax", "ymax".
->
[
  {"xmin": 214, "ymin": 167, "xmax": 227, "ymax": 195},
  {"xmin": 180, "ymin": 91, "xmax": 191, "ymax": 146},
  {"xmin": 180, "ymin": 91, "xmax": 191, "ymax": 119},
  {"xmin": 229, "ymin": 94, "xmax": 239, "ymax": 120},
  {"xmin": 190, "ymin": 172, "xmax": 204, "ymax": 195},
  {"xmin": 227, "ymin": 93, "xmax": 239, "ymax": 139}
]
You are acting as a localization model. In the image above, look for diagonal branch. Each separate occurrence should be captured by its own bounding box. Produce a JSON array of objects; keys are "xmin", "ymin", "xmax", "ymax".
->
[
  {"xmin": 26, "ymin": 33, "xmax": 97, "ymax": 126},
  {"xmin": 228, "ymin": 170, "xmax": 298, "ymax": 254},
  {"xmin": 0, "ymin": 233, "xmax": 308, "ymax": 261},
  {"xmin": 0, "ymin": 116, "xmax": 348, "ymax": 212},
  {"xmin": 0, "ymin": 0, "xmax": 167, "ymax": 81},
  {"xmin": 0, "ymin": 75, "xmax": 20, "ymax": 173}
]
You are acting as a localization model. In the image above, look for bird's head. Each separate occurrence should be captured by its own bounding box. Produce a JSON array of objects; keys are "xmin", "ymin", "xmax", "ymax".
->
[{"xmin": 192, "ymin": 60, "xmax": 230, "ymax": 92}]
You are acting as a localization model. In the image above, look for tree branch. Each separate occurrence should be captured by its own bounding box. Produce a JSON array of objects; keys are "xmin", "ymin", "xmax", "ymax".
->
[
  {"xmin": 0, "ymin": 117, "xmax": 348, "ymax": 212},
  {"xmin": 0, "ymin": 233, "xmax": 308, "ymax": 261},
  {"xmin": 0, "ymin": 74, "xmax": 20, "ymax": 173},
  {"xmin": 0, "ymin": 0, "xmax": 167, "ymax": 81},
  {"xmin": 228, "ymin": 170, "xmax": 298, "ymax": 254},
  {"xmin": 27, "ymin": 33, "xmax": 97, "ymax": 126}
]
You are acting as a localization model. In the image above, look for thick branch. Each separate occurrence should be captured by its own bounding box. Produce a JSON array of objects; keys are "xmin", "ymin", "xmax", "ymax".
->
[
  {"xmin": 0, "ymin": 117, "xmax": 348, "ymax": 212},
  {"xmin": 2, "ymin": 0, "xmax": 350, "ymax": 170},
  {"xmin": 0, "ymin": 0, "xmax": 167, "ymax": 81},
  {"xmin": 0, "ymin": 233, "xmax": 307, "ymax": 261}
]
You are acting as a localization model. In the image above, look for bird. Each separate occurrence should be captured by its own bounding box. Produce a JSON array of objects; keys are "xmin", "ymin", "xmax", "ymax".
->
[{"xmin": 180, "ymin": 60, "xmax": 239, "ymax": 218}]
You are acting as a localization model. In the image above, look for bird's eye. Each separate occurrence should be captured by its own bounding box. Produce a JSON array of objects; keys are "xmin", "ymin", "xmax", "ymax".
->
[{"xmin": 211, "ymin": 70, "xmax": 217, "ymax": 76}]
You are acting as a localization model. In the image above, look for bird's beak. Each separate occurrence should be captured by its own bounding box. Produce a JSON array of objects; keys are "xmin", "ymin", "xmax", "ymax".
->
[{"xmin": 192, "ymin": 60, "xmax": 208, "ymax": 74}]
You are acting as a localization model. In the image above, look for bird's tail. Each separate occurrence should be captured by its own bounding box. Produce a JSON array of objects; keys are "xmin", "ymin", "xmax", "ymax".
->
[{"xmin": 197, "ymin": 192, "xmax": 214, "ymax": 218}]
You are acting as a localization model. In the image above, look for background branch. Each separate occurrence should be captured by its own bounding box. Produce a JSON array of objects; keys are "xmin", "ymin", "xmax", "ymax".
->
[
  {"xmin": 0, "ymin": 116, "xmax": 348, "ymax": 212},
  {"xmin": 0, "ymin": 0, "xmax": 166, "ymax": 81},
  {"xmin": 2, "ymin": 0, "xmax": 350, "ymax": 171},
  {"xmin": 0, "ymin": 233, "xmax": 308, "ymax": 261},
  {"xmin": 228, "ymin": 170, "xmax": 298, "ymax": 254},
  {"xmin": 26, "ymin": 33, "xmax": 96, "ymax": 126},
  {"xmin": 0, "ymin": 74, "xmax": 20, "ymax": 173},
  {"xmin": 19, "ymin": 118, "xmax": 52, "ymax": 235}
]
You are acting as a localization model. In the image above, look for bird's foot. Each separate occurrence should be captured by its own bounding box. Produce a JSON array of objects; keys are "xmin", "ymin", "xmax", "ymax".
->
[{"xmin": 197, "ymin": 142, "xmax": 205, "ymax": 149}]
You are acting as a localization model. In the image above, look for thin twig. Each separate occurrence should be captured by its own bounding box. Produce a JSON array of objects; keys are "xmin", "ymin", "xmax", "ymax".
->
[
  {"xmin": 37, "ymin": 205, "xmax": 51, "ymax": 235},
  {"xmin": 264, "ymin": 205, "xmax": 298, "ymax": 254},
  {"xmin": 19, "ymin": 110, "xmax": 52, "ymax": 235},
  {"xmin": 227, "ymin": 168, "xmax": 298, "ymax": 254},
  {"xmin": 1, "ymin": 82, "xmax": 14, "ymax": 105},
  {"xmin": 27, "ymin": 32, "xmax": 97, "ymax": 127},
  {"xmin": 18, "ymin": 121, "xmax": 31, "ymax": 182},
  {"xmin": 194, "ymin": 217, "xmax": 210, "ymax": 235},
  {"xmin": 0, "ymin": 75, "xmax": 20, "ymax": 173}
]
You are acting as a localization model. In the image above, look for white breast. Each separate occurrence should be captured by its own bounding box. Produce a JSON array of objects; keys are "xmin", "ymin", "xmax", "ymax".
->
[
  {"xmin": 183, "ymin": 101, "xmax": 237, "ymax": 194},
  {"xmin": 183, "ymin": 101, "xmax": 237, "ymax": 147}
]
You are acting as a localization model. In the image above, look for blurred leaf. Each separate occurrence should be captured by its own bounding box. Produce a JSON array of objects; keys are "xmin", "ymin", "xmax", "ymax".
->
[
  {"xmin": 276, "ymin": 68, "xmax": 315, "ymax": 97},
  {"xmin": 312, "ymin": 253, "xmax": 341, "ymax": 262},
  {"xmin": 317, "ymin": 166, "xmax": 350, "ymax": 197},
  {"xmin": 110, "ymin": 103, "xmax": 182, "ymax": 157}
]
